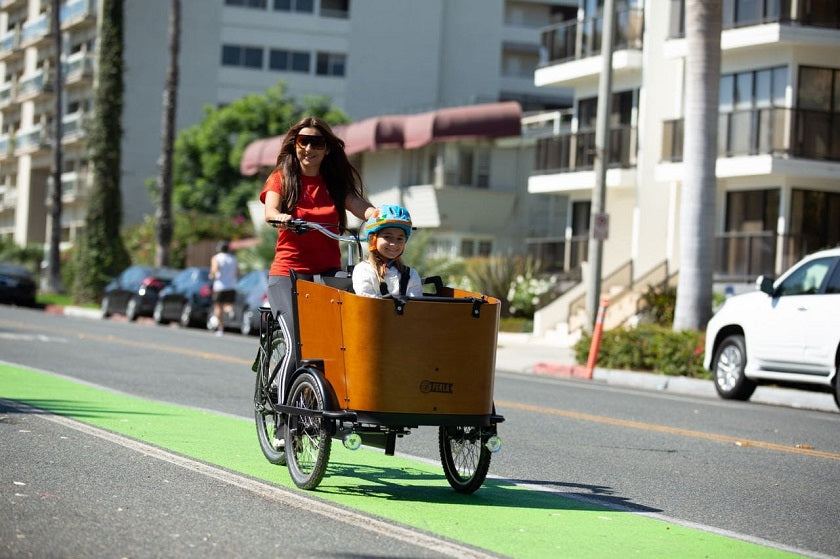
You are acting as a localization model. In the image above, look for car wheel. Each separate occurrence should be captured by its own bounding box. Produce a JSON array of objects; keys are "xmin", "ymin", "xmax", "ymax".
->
[
  {"xmin": 834, "ymin": 357, "xmax": 840, "ymax": 411},
  {"xmin": 712, "ymin": 334, "xmax": 756, "ymax": 401},
  {"xmin": 179, "ymin": 303, "xmax": 193, "ymax": 328},
  {"xmin": 241, "ymin": 308, "xmax": 254, "ymax": 336},
  {"xmin": 125, "ymin": 297, "xmax": 139, "ymax": 321},
  {"xmin": 153, "ymin": 301, "xmax": 169, "ymax": 325},
  {"xmin": 101, "ymin": 296, "xmax": 112, "ymax": 318}
]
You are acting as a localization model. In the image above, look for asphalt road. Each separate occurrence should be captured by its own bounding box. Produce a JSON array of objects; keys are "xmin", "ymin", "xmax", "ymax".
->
[{"xmin": 2, "ymin": 305, "xmax": 839, "ymax": 558}]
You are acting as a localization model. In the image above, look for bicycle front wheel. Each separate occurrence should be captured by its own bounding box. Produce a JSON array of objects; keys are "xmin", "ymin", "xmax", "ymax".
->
[
  {"xmin": 439, "ymin": 425, "xmax": 492, "ymax": 494},
  {"xmin": 254, "ymin": 328, "xmax": 287, "ymax": 465},
  {"xmin": 285, "ymin": 372, "xmax": 332, "ymax": 490}
]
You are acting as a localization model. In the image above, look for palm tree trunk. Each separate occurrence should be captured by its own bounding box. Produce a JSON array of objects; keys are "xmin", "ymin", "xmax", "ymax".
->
[
  {"xmin": 155, "ymin": 0, "xmax": 179, "ymax": 267},
  {"xmin": 673, "ymin": 0, "xmax": 722, "ymax": 331},
  {"xmin": 45, "ymin": 0, "xmax": 64, "ymax": 292}
]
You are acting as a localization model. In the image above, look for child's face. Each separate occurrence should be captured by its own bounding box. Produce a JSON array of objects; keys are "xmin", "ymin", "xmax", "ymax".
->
[{"xmin": 375, "ymin": 228, "xmax": 407, "ymax": 260}]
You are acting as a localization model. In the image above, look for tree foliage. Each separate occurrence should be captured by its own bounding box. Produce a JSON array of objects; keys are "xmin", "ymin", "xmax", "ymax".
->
[
  {"xmin": 170, "ymin": 83, "xmax": 349, "ymax": 221},
  {"xmin": 72, "ymin": 0, "xmax": 130, "ymax": 303}
]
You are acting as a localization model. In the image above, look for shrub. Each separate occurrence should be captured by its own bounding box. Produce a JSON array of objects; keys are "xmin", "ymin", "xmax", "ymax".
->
[
  {"xmin": 639, "ymin": 283, "xmax": 676, "ymax": 326},
  {"xmin": 575, "ymin": 324, "xmax": 708, "ymax": 379}
]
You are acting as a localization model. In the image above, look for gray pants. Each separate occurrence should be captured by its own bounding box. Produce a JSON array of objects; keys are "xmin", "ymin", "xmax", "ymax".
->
[{"xmin": 266, "ymin": 275, "xmax": 296, "ymax": 405}]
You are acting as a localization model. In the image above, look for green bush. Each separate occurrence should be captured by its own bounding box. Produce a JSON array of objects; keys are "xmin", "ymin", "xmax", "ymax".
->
[{"xmin": 575, "ymin": 324, "xmax": 709, "ymax": 379}]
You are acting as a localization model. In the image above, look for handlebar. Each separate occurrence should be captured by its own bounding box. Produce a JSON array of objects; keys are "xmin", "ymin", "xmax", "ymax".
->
[{"xmin": 267, "ymin": 219, "xmax": 362, "ymax": 270}]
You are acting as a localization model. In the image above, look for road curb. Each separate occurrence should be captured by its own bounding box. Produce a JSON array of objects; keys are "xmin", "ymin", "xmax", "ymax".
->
[
  {"xmin": 46, "ymin": 304, "xmax": 102, "ymax": 320},
  {"xmin": 527, "ymin": 361, "xmax": 837, "ymax": 413}
]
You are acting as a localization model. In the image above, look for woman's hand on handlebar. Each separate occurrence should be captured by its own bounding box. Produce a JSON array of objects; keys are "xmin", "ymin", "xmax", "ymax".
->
[{"xmin": 267, "ymin": 213, "xmax": 293, "ymax": 229}]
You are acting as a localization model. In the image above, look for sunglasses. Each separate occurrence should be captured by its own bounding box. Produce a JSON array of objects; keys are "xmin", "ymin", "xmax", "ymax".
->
[{"xmin": 295, "ymin": 134, "xmax": 327, "ymax": 150}]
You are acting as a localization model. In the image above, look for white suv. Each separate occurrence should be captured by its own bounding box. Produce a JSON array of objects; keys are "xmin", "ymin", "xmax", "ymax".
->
[{"xmin": 704, "ymin": 247, "xmax": 840, "ymax": 409}]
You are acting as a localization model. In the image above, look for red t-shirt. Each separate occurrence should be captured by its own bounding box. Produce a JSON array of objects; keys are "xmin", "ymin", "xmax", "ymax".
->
[{"xmin": 260, "ymin": 170, "xmax": 341, "ymax": 276}]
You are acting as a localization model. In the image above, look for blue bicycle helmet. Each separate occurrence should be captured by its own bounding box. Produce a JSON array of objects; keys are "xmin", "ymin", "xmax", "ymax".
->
[{"xmin": 363, "ymin": 205, "xmax": 413, "ymax": 242}]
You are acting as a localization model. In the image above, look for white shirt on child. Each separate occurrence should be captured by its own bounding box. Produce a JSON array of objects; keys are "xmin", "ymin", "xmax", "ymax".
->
[{"xmin": 352, "ymin": 261, "xmax": 423, "ymax": 298}]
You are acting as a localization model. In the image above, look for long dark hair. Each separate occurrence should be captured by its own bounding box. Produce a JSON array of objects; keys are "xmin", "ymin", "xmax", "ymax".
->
[{"xmin": 274, "ymin": 116, "xmax": 364, "ymax": 232}]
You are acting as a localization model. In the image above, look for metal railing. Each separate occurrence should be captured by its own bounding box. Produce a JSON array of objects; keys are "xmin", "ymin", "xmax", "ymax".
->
[
  {"xmin": 540, "ymin": 8, "xmax": 644, "ymax": 66},
  {"xmin": 662, "ymin": 107, "xmax": 840, "ymax": 163},
  {"xmin": 534, "ymin": 125, "xmax": 638, "ymax": 173},
  {"xmin": 668, "ymin": 0, "xmax": 839, "ymax": 37},
  {"xmin": 713, "ymin": 232, "xmax": 827, "ymax": 282}
]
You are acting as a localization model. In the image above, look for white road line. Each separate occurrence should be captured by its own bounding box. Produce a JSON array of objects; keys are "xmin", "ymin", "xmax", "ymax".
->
[{"xmin": 4, "ymin": 399, "xmax": 497, "ymax": 559}]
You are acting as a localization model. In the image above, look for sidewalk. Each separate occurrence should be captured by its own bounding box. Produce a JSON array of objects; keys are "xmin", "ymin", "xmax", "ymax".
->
[{"xmin": 496, "ymin": 332, "xmax": 838, "ymax": 414}]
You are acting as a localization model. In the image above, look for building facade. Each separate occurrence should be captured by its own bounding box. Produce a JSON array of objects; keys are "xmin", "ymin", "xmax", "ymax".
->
[
  {"xmin": 0, "ymin": 0, "xmax": 574, "ymax": 247},
  {"xmin": 530, "ymin": 0, "xmax": 840, "ymax": 337}
]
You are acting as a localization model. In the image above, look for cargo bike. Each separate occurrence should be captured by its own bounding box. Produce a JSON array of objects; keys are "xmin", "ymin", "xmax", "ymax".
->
[{"xmin": 253, "ymin": 220, "xmax": 504, "ymax": 494}]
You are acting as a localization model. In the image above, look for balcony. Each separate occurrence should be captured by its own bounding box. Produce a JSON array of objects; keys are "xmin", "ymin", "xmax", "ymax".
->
[
  {"xmin": 0, "ymin": 81, "xmax": 17, "ymax": 108},
  {"xmin": 668, "ymin": 0, "xmax": 839, "ymax": 38},
  {"xmin": 21, "ymin": 14, "xmax": 49, "ymax": 47},
  {"xmin": 61, "ymin": 0, "xmax": 97, "ymax": 30},
  {"xmin": 0, "ymin": 133, "xmax": 14, "ymax": 159},
  {"xmin": 533, "ymin": 125, "xmax": 638, "ymax": 174},
  {"xmin": 536, "ymin": 8, "xmax": 644, "ymax": 86},
  {"xmin": 62, "ymin": 111, "xmax": 87, "ymax": 142},
  {"xmin": 63, "ymin": 50, "xmax": 94, "ymax": 85},
  {"xmin": 0, "ymin": 185, "xmax": 17, "ymax": 210},
  {"xmin": 0, "ymin": 28, "xmax": 22, "ymax": 61},
  {"xmin": 14, "ymin": 125, "xmax": 49, "ymax": 153},
  {"xmin": 713, "ymin": 232, "xmax": 820, "ymax": 282},
  {"xmin": 47, "ymin": 169, "xmax": 89, "ymax": 203},
  {"xmin": 16, "ymin": 69, "xmax": 51, "ymax": 101},
  {"xmin": 662, "ymin": 108, "xmax": 840, "ymax": 165}
]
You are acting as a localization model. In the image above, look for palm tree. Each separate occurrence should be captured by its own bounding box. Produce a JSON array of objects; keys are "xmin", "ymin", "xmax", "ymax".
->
[
  {"xmin": 155, "ymin": 0, "xmax": 180, "ymax": 267},
  {"xmin": 44, "ymin": 0, "xmax": 64, "ymax": 293},
  {"xmin": 673, "ymin": 0, "xmax": 722, "ymax": 331}
]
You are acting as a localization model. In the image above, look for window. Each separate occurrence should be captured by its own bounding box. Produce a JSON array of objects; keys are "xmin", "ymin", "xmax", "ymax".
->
[
  {"xmin": 777, "ymin": 258, "xmax": 833, "ymax": 296},
  {"xmin": 221, "ymin": 45, "xmax": 263, "ymax": 69},
  {"xmin": 269, "ymin": 49, "xmax": 310, "ymax": 73},
  {"xmin": 790, "ymin": 189, "xmax": 840, "ymax": 254},
  {"xmin": 825, "ymin": 262, "xmax": 840, "ymax": 294},
  {"xmin": 273, "ymin": 0, "xmax": 314, "ymax": 13},
  {"xmin": 577, "ymin": 90, "xmax": 635, "ymax": 129},
  {"xmin": 316, "ymin": 52, "xmax": 346, "ymax": 76},
  {"xmin": 320, "ymin": 0, "xmax": 349, "ymax": 18},
  {"xmin": 796, "ymin": 66, "xmax": 840, "ymax": 160},
  {"xmin": 225, "ymin": 0, "xmax": 267, "ymax": 8},
  {"xmin": 725, "ymin": 189, "xmax": 779, "ymax": 233}
]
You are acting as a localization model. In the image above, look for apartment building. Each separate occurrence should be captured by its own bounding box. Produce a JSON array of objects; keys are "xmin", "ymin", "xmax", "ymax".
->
[
  {"xmin": 530, "ymin": 0, "xmax": 840, "ymax": 337},
  {"xmin": 0, "ymin": 0, "xmax": 575, "ymax": 247}
]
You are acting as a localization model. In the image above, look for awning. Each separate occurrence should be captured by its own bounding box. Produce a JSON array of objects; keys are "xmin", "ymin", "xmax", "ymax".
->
[{"xmin": 240, "ymin": 101, "xmax": 522, "ymax": 176}]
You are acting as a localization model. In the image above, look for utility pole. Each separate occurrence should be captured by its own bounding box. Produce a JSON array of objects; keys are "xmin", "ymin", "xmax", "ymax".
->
[{"xmin": 585, "ymin": 0, "xmax": 615, "ymax": 332}]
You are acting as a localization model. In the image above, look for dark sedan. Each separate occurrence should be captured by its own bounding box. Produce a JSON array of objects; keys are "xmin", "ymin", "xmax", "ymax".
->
[
  {"xmin": 0, "ymin": 262, "xmax": 37, "ymax": 307},
  {"xmin": 153, "ymin": 267, "xmax": 213, "ymax": 328},
  {"xmin": 225, "ymin": 269, "xmax": 268, "ymax": 336},
  {"xmin": 101, "ymin": 265, "xmax": 179, "ymax": 321}
]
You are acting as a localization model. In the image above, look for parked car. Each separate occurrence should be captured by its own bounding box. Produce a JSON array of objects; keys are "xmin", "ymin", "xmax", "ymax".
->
[
  {"xmin": 704, "ymin": 247, "xmax": 840, "ymax": 409},
  {"xmin": 101, "ymin": 265, "xmax": 179, "ymax": 321},
  {"xmin": 218, "ymin": 269, "xmax": 268, "ymax": 336},
  {"xmin": 153, "ymin": 267, "xmax": 213, "ymax": 328},
  {"xmin": 0, "ymin": 261, "xmax": 37, "ymax": 307}
]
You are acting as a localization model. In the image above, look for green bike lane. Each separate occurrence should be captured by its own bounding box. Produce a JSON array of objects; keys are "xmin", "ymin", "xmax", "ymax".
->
[{"xmin": 2, "ymin": 364, "xmax": 799, "ymax": 559}]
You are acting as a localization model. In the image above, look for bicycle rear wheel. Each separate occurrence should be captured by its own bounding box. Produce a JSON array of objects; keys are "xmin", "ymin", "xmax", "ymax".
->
[
  {"xmin": 254, "ymin": 328, "xmax": 287, "ymax": 465},
  {"xmin": 285, "ymin": 372, "xmax": 332, "ymax": 490}
]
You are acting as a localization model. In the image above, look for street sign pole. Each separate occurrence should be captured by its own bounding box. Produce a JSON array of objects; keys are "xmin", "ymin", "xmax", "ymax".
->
[{"xmin": 585, "ymin": 0, "xmax": 616, "ymax": 333}]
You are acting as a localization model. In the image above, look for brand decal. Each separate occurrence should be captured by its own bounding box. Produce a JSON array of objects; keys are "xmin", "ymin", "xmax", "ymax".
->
[{"xmin": 419, "ymin": 380, "xmax": 453, "ymax": 394}]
